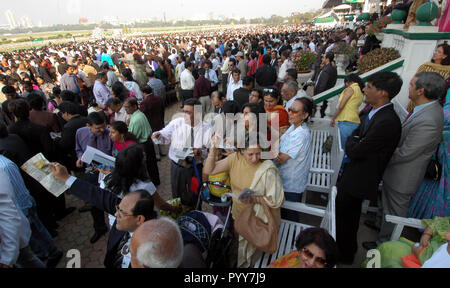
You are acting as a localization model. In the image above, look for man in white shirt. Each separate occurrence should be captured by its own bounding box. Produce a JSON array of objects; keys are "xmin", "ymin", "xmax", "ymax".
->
[
  {"xmin": 168, "ymin": 49, "xmax": 178, "ymax": 68},
  {"xmin": 152, "ymin": 98, "xmax": 212, "ymax": 208},
  {"xmin": 175, "ymin": 56, "xmax": 186, "ymax": 99},
  {"xmin": 277, "ymin": 50, "xmax": 295, "ymax": 84},
  {"xmin": 204, "ymin": 61, "xmax": 219, "ymax": 90},
  {"xmin": 180, "ymin": 61, "xmax": 196, "ymax": 107},
  {"xmin": 105, "ymin": 97, "xmax": 131, "ymax": 125},
  {"xmin": 309, "ymin": 40, "xmax": 317, "ymax": 52},
  {"xmin": 221, "ymin": 49, "xmax": 232, "ymax": 94},
  {"xmin": 211, "ymin": 53, "xmax": 220, "ymax": 73},
  {"xmin": 281, "ymin": 80, "xmax": 310, "ymax": 111},
  {"xmin": 226, "ymin": 69, "xmax": 243, "ymax": 101}
]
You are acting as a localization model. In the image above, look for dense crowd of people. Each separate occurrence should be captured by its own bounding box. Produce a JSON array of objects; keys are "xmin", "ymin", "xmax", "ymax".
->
[{"xmin": 0, "ymin": 19, "xmax": 448, "ymax": 269}]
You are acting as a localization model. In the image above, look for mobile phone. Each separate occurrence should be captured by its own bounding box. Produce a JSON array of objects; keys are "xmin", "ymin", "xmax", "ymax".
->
[{"xmin": 239, "ymin": 188, "xmax": 256, "ymax": 200}]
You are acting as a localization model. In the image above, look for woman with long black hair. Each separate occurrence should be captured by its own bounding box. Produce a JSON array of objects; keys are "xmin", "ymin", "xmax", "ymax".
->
[{"xmin": 103, "ymin": 144, "xmax": 180, "ymax": 228}]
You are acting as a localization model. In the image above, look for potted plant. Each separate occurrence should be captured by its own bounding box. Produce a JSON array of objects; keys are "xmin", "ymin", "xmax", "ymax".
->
[
  {"xmin": 357, "ymin": 47, "xmax": 401, "ymax": 74},
  {"xmin": 329, "ymin": 41, "xmax": 358, "ymax": 75},
  {"xmin": 367, "ymin": 16, "xmax": 392, "ymax": 41},
  {"xmin": 292, "ymin": 49, "xmax": 317, "ymax": 85},
  {"xmin": 292, "ymin": 49, "xmax": 318, "ymax": 73}
]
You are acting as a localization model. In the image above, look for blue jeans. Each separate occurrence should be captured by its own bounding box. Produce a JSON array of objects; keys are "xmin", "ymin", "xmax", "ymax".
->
[
  {"xmin": 16, "ymin": 246, "xmax": 46, "ymax": 268},
  {"xmin": 337, "ymin": 121, "xmax": 359, "ymax": 166},
  {"xmin": 281, "ymin": 192, "xmax": 303, "ymax": 222},
  {"xmin": 24, "ymin": 206, "xmax": 61, "ymax": 260}
]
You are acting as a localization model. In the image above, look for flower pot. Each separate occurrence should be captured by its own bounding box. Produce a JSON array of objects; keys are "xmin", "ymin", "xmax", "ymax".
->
[
  {"xmin": 297, "ymin": 70, "xmax": 314, "ymax": 87},
  {"xmin": 335, "ymin": 54, "xmax": 349, "ymax": 75},
  {"xmin": 375, "ymin": 33, "xmax": 384, "ymax": 42}
]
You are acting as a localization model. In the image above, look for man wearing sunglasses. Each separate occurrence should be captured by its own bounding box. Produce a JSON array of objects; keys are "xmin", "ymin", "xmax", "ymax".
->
[{"xmin": 50, "ymin": 162, "xmax": 157, "ymax": 268}]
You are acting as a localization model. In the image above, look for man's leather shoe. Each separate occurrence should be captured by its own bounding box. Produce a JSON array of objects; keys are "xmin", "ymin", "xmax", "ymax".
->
[
  {"xmin": 362, "ymin": 241, "xmax": 378, "ymax": 250},
  {"xmin": 90, "ymin": 230, "xmax": 107, "ymax": 244},
  {"xmin": 55, "ymin": 207, "xmax": 76, "ymax": 221},
  {"xmin": 364, "ymin": 220, "xmax": 381, "ymax": 232},
  {"xmin": 78, "ymin": 204, "xmax": 93, "ymax": 213},
  {"xmin": 46, "ymin": 250, "xmax": 63, "ymax": 268}
]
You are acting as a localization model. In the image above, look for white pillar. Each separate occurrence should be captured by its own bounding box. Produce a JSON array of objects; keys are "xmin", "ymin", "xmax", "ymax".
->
[
  {"xmin": 382, "ymin": 25, "xmax": 444, "ymax": 109},
  {"xmin": 364, "ymin": 0, "xmax": 370, "ymax": 13}
]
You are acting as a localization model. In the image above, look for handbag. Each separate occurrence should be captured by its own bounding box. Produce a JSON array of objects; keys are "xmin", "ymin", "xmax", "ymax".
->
[
  {"xmin": 234, "ymin": 197, "xmax": 278, "ymax": 254},
  {"xmin": 424, "ymin": 149, "xmax": 442, "ymax": 181}
]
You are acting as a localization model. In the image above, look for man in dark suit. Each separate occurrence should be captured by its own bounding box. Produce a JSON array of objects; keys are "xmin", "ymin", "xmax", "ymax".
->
[
  {"xmin": 1, "ymin": 106, "xmax": 72, "ymax": 234},
  {"xmin": 314, "ymin": 52, "xmax": 338, "ymax": 118},
  {"xmin": 211, "ymin": 91, "xmax": 226, "ymax": 114},
  {"xmin": 233, "ymin": 75, "xmax": 254, "ymax": 110},
  {"xmin": 269, "ymin": 50, "xmax": 278, "ymax": 69},
  {"xmin": 7, "ymin": 98, "xmax": 55, "ymax": 162},
  {"xmin": 336, "ymin": 71, "xmax": 403, "ymax": 264},
  {"xmin": 50, "ymin": 163, "xmax": 157, "ymax": 268},
  {"xmin": 55, "ymin": 101, "xmax": 88, "ymax": 171},
  {"xmin": 255, "ymin": 54, "xmax": 277, "ymax": 89},
  {"xmin": 371, "ymin": 72, "xmax": 445, "ymax": 247}
]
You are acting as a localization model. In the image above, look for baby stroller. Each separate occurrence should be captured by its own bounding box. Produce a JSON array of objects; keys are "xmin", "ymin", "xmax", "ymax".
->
[{"xmin": 177, "ymin": 181, "xmax": 235, "ymax": 268}]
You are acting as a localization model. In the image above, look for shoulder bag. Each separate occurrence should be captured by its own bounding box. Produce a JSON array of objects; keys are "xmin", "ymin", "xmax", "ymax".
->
[{"xmin": 234, "ymin": 197, "xmax": 278, "ymax": 254}]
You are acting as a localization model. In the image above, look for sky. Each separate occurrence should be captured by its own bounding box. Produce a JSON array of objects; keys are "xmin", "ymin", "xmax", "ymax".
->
[{"xmin": 0, "ymin": 0, "xmax": 327, "ymax": 26}]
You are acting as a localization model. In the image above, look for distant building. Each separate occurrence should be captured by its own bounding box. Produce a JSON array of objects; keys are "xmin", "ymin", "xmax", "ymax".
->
[
  {"xmin": 79, "ymin": 17, "xmax": 89, "ymax": 25},
  {"xmin": 20, "ymin": 16, "xmax": 33, "ymax": 28},
  {"xmin": 5, "ymin": 10, "xmax": 18, "ymax": 29}
]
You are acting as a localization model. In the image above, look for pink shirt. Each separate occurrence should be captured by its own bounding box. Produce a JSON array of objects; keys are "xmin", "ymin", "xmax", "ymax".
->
[{"xmin": 113, "ymin": 140, "xmax": 135, "ymax": 157}]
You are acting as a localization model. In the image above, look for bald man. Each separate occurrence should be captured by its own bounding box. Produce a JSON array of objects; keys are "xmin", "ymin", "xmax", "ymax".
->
[{"xmin": 130, "ymin": 218, "xmax": 184, "ymax": 268}]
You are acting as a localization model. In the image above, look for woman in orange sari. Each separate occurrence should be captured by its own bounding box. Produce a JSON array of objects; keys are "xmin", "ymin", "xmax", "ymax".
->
[{"xmin": 263, "ymin": 87, "xmax": 289, "ymax": 137}]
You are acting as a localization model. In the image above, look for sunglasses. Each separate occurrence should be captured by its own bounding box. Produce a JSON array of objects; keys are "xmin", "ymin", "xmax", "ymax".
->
[
  {"xmin": 288, "ymin": 108, "xmax": 302, "ymax": 114},
  {"xmin": 302, "ymin": 248, "xmax": 327, "ymax": 267}
]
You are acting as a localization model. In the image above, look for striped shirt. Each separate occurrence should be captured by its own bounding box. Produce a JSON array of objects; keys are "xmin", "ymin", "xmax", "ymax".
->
[{"xmin": 0, "ymin": 155, "xmax": 35, "ymax": 211}]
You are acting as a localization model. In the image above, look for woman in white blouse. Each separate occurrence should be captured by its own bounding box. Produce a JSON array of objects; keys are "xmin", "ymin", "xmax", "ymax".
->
[
  {"xmin": 274, "ymin": 98, "xmax": 314, "ymax": 207},
  {"xmin": 121, "ymin": 68, "xmax": 143, "ymax": 100}
]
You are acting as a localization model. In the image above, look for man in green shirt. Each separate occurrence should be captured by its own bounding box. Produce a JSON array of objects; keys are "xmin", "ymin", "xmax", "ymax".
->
[
  {"xmin": 124, "ymin": 97, "xmax": 160, "ymax": 186},
  {"xmin": 124, "ymin": 97, "xmax": 152, "ymax": 144}
]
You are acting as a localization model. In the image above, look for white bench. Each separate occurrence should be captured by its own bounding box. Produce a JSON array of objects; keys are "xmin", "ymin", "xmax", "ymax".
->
[
  {"xmin": 253, "ymin": 187, "xmax": 337, "ymax": 268},
  {"xmin": 385, "ymin": 215, "xmax": 424, "ymax": 241},
  {"xmin": 303, "ymin": 118, "xmax": 344, "ymax": 202}
]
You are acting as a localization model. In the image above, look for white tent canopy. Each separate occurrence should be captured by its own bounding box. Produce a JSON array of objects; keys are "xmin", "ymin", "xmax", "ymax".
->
[{"xmin": 333, "ymin": 4, "xmax": 352, "ymax": 10}]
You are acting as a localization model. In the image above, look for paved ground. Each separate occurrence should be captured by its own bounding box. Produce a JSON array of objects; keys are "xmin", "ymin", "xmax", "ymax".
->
[
  {"xmin": 52, "ymin": 93, "xmax": 381, "ymax": 268},
  {"xmin": 54, "ymin": 101, "xmax": 182, "ymax": 268}
]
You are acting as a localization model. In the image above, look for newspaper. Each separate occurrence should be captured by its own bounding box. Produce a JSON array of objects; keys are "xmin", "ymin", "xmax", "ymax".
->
[
  {"xmin": 21, "ymin": 153, "xmax": 68, "ymax": 197},
  {"xmin": 81, "ymin": 146, "xmax": 116, "ymax": 185},
  {"xmin": 81, "ymin": 146, "xmax": 115, "ymax": 169}
]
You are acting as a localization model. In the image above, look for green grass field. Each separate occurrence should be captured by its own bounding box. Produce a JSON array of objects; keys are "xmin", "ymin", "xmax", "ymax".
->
[{"xmin": 0, "ymin": 24, "xmax": 245, "ymax": 52}]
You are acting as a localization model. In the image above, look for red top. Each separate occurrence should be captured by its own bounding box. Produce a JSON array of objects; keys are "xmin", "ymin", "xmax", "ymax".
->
[
  {"xmin": 265, "ymin": 105, "xmax": 289, "ymax": 141},
  {"xmin": 247, "ymin": 60, "xmax": 257, "ymax": 76},
  {"xmin": 113, "ymin": 140, "xmax": 135, "ymax": 157},
  {"xmin": 257, "ymin": 55, "xmax": 264, "ymax": 67}
]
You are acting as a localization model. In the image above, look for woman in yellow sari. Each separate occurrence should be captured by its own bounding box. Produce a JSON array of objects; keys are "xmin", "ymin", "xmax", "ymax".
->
[{"xmin": 203, "ymin": 133, "xmax": 284, "ymax": 268}]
